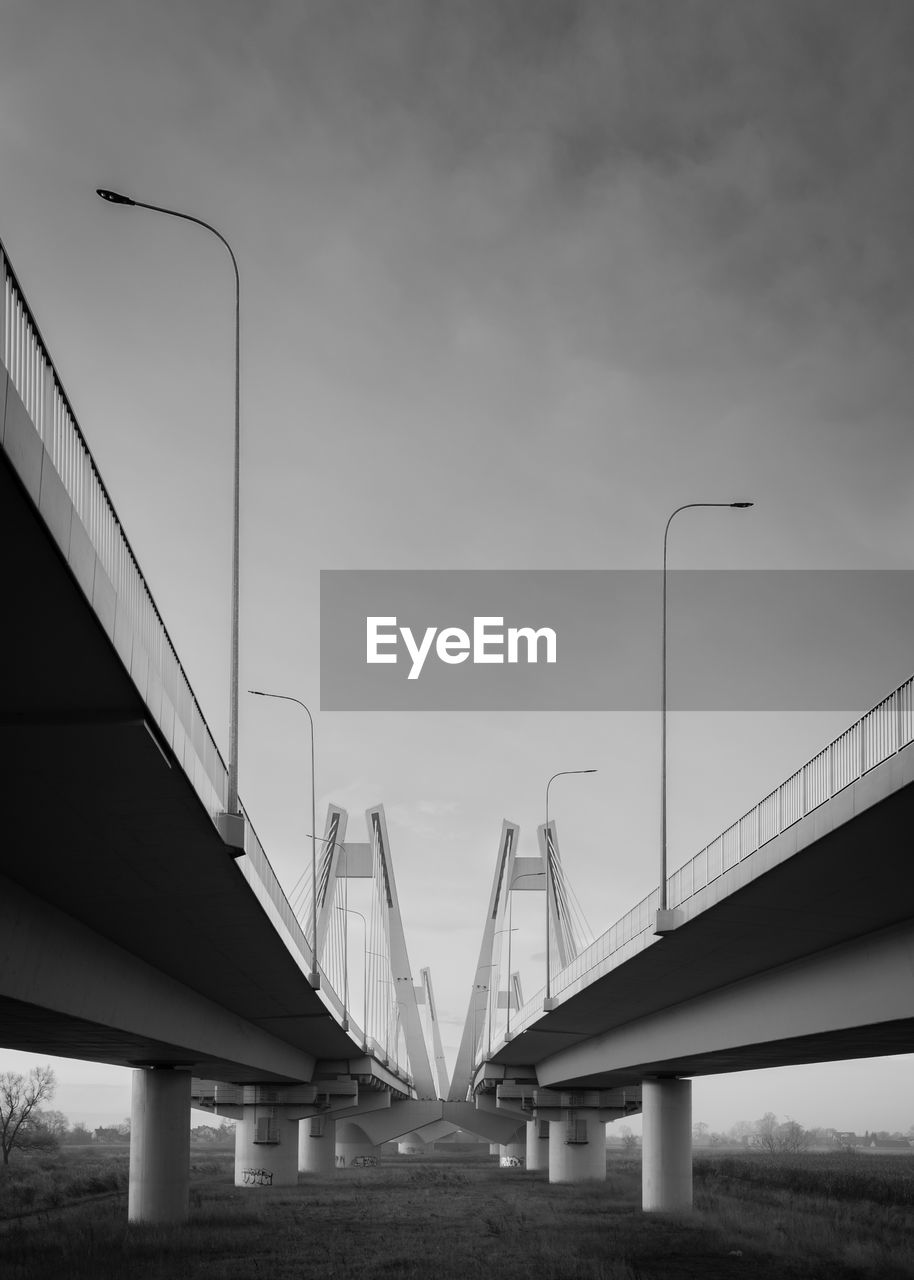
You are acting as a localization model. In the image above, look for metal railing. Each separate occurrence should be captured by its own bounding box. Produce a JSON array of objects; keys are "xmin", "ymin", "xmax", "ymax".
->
[
  {"xmin": 1, "ymin": 239, "xmax": 227, "ymax": 821},
  {"xmin": 508, "ymin": 673, "xmax": 914, "ymax": 1039},
  {"xmin": 0, "ymin": 238, "xmax": 413, "ymax": 1076}
]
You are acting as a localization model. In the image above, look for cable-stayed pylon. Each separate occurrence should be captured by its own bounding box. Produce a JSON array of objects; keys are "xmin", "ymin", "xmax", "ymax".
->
[
  {"xmin": 418, "ymin": 966, "xmax": 451, "ymax": 1100},
  {"xmin": 539, "ymin": 819, "xmax": 593, "ymax": 973},
  {"xmin": 288, "ymin": 803, "xmax": 438, "ymax": 1099},
  {"xmin": 448, "ymin": 821, "xmax": 525, "ymax": 1101},
  {"xmin": 448, "ymin": 818, "xmax": 591, "ymax": 1102}
]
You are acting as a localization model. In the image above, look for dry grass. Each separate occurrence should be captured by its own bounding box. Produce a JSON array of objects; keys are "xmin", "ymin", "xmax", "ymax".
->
[
  {"xmin": 1, "ymin": 1149, "xmax": 912, "ymax": 1279},
  {"xmin": 0, "ymin": 1148, "xmax": 130, "ymax": 1217},
  {"xmin": 693, "ymin": 1152, "xmax": 914, "ymax": 1278}
]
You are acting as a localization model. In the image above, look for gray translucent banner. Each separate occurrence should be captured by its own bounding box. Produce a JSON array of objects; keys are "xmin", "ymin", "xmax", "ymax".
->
[{"xmin": 319, "ymin": 571, "xmax": 914, "ymax": 711}]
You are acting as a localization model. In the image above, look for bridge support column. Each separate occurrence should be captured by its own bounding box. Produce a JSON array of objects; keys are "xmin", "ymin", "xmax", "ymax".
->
[
  {"xmin": 299, "ymin": 1115, "xmax": 336, "ymax": 1175},
  {"xmin": 336, "ymin": 1121, "xmax": 381, "ymax": 1168},
  {"xmin": 494, "ymin": 1131, "xmax": 522, "ymax": 1172},
  {"xmin": 642, "ymin": 1078, "xmax": 692, "ymax": 1213},
  {"xmin": 128, "ymin": 1067, "xmax": 191, "ymax": 1223},
  {"xmin": 525, "ymin": 1118, "xmax": 548, "ymax": 1171},
  {"xmin": 234, "ymin": 1106, "xmax": 300, "ymax": 1187},
  {"xmin": 548, "ymin": 1113, "xmax": 606, "ymax": 1183}
]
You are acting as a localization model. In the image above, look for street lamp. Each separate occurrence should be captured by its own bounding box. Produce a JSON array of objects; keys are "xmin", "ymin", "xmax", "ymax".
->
[
  {"xmin": 544, "ymin": 769, "xmax": 597, "ymax": 1009},
  {"xmin": 249, "ymin": 689, "xmax": 319, "ymax": 987},
  {"xmin": 97, "ymin": 188, "xmax": 243, "ymax": 838},
  {"xmin": 505, "ymin": 869, "xmax": 544, "ymax": 1038},
  {"xmin": 657, "ymin": 502, "xmax": 753, "ymax": 935},
  {"xmin": 487, "ymin": 926, "xmax": 521, "ymax": 1053}
]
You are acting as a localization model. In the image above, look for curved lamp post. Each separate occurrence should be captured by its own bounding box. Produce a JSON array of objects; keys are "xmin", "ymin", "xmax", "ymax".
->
[
  {"xmin": 658, "ymin": 502, "xmax": 753, "ymax": 934},
  {"xmin": 505, "ymin": 869, "xmax": 544, "ymax": 1038},
  {"xmin": 249, "ymin": 689, "xmax": 319, "ymax": 987},
  {"xmin": 544, "ymin": 769, "xmax": 597, "ymax": 1009},
  {"xmin": 491, "ymin": 923, "xmax": 520, "ymax": 1046},
  {"xmin": 96, "ymin": 188, "xmax": 243, "ymax": 833}
]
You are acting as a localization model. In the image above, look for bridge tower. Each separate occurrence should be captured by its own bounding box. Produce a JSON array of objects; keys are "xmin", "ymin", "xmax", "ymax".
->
[
  {"xmin": 310, "ymin": 803, "xmax": 438, "ymax": 1101},
  {"xmin": 448, "ymin": 818, "xmax": 591, "ymax": 1106},
  {"xmin": 223, "ymin": 803, "xmax": 440, "ymax": 1185},
  {"xmin": 449, "ymin": 819, "xmax": 621, "ymax": 1179},
  {"xmin": 447, "ymin": 820, "xmax": 525, "ymax": 1107}
]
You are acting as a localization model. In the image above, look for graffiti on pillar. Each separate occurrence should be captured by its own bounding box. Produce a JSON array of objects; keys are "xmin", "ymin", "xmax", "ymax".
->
[
  {"xmin": 499, "ymin": 1156, "xmax": 523, "ymax": 1168},
  {"xmin": 242, "ymin": 1168, "xmax": 274, "ymax": 1186},
  {"xmin": 351, "ymin": 1154, "xmax": 378, "ymax": 1167}
]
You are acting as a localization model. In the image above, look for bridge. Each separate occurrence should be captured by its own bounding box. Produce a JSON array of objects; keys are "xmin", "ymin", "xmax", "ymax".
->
[
  {"xmin": 0, "ymin": 237, "xmax": 474, "ymax": 1215},
  {"xmin": 454, "ymin": 679, "xmax": 914, "ymax": 1205},
  {"xmin": 3, "ymin": 233, "xmax": 913, "ymax": 1220}
]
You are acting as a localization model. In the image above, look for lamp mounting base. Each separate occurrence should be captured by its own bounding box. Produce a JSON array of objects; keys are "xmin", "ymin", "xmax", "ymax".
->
[{"xmin": 654, "ymin": 908, "xmax": 684, "ymax": 936}]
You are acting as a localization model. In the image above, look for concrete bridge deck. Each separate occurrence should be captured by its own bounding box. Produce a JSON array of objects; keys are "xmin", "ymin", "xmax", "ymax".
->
[{"xmin": 484, "ymin": 737, "xmax": 914, "ymax": 1087}]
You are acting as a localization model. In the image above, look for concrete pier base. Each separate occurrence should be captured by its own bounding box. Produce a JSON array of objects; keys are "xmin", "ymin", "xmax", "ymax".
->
[
  {"xmin": 336, "ymin": 1121, "xmax": 381, "ymax": 1168},
  {"xmin": 489, "ymin": 1142, "xmax": 501, "ymax": 1156},
  {"xmin": 499, "ymin": 1140, "xmax": 525, "ymax": 1167},
  {"xmin": 398, "ymin": 1131, "xmax": 426, "ymax": 1155},
  {"xmin": 642, "ymin": 1078, "xmax": 692, "ymax": 1212},
  {"xmin": 128, "ymin": 1067, "xmax": 191, "ymax": 1222},
  {"xmin": 548, "ymin": 1114, "xmax": 606, "ymax": 1183},
  {"xmin": 299, "ymin": 1115, "xmax": 337, "ymax": 1174},
  {"xmin": 525, "ymin": 1119, "xmax": 549, "ymax": 1171},
  {"xmin": 234, "ymin": 1106, "xmax": 300, "ymax": 1187}
]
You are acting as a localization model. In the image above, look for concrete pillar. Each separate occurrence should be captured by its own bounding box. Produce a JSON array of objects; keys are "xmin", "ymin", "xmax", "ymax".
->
[
  {"xmin": 128, "ymin": 1067, "xmax": 191, "ymax": 1223},
  {"xmin": 642, "ymin": 1078, "xmax": 692, "ymax": 1212},
  {"xmin": 336, "ymin": 1121, "xmax": 381, "ymax": 1168},
  {"xmin": 397, "ymin": 1131, "xmax": 425, "ymax": 1155},
  {"xmin": 526, "ymin": 1118, "xmax": 549, "ymax": 1171},
  {"xmin": 298, "ymin": 1114, "xmax": 337, "ymax": 1175},
  {"xmin": 489, "ymin": 1142, "xmax": 501, "ymax": 1156},
  {"xmin": 499, "ymin": 1140, "xmax": 525, "ymax": 1167},
  {"xmin": 234, "ymin": 1106, "xmax": 299, "ymax": 1187},
  {"xmin": 548, "ymin": 1113, "xmax": 606, "ymax": 1183}
]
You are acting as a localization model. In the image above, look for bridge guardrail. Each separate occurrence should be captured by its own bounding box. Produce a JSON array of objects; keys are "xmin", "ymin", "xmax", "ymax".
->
[
  {"xmin": 1, "ymin": 241, "xmax": 229, "ymax": 828},
  {"xmin": 0, "ymin": 239, "xmax": 399, "ymax": 1071},
  {"xmin": 509, "ymin": 675, "xmax": 914, "ymax": 1039}
]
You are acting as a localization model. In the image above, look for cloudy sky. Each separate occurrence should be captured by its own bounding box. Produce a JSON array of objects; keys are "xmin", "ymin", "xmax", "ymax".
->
[{"xmin": 2, "ymin": 0, "xmax": 913, "ymax": 1134}]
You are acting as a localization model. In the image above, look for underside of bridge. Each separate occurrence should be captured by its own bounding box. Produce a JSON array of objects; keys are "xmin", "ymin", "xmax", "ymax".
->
[
  {"xmin": 0, "ymin": 430, "xmax": 357, "ymax": 1081},
  {"xmin": 4, "ymin": 322, "xmax": 914, "ymax": 1223},
  {"xmin": 489, "ymin": 748, "xmax": 914, "ymax": 1088}
]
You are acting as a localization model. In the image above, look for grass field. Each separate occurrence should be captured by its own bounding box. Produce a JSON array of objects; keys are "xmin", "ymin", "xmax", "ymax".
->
[{"xmin": 2, "ymin": 1148, "xmax": 913, "ymax": 1279}]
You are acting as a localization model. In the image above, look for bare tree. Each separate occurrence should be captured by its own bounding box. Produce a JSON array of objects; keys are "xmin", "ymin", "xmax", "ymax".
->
[
  {"xmin": 618, "ymin": 1125, "xmax": 640, "ymax": 1154},
  {"xmin": 31, "ymin": 1109, "xmax": 69, "ymax": 1139},
  {"xmin": 63, "ymin": 1121, "xmax": 93, "ymax": 1146},
  {"xmin": 778, "ymin": 1119, "xmax": 811, "ymax": 1153},
  {"xmin": 755, "ymin": 1111, "xmax": 781, "ymax": 1153},
  {"xmin": 0, "ymin": 1066, "xmax": 57, "ymax": 1166},
  {"xmin": 19, "ymin": 1107, "xmax": 69, "ymax": 1155},
  {"xmin": 754, "ymin": 1112, "xmax": 810, "ymax": 1155}
]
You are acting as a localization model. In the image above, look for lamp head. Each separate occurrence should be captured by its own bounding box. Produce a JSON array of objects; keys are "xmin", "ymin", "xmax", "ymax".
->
[
  {"xmin": 96, "ymin": 188, "xmax": 136, "ymax": 206},
  {"xmin": 730, "ymin": 501, "xmax": 754, "ymax": 508}
]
